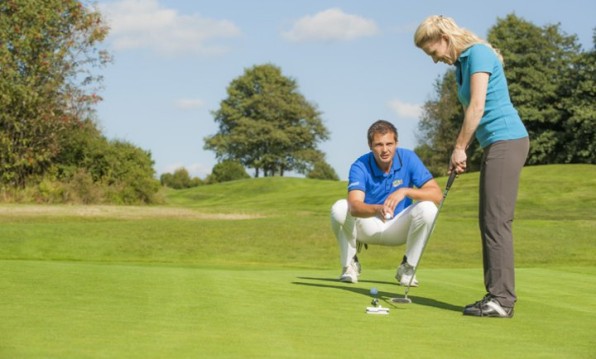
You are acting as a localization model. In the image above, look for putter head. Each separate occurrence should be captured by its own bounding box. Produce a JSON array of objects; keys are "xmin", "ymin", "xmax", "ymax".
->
[{"xmin": 391, "ymin": 297, "xmax": 412, "ymax": 304}]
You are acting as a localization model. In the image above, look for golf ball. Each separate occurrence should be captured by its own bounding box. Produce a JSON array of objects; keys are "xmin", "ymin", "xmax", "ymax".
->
[
  {"xmin": 370, "ymin": 287, "xmax": 378, "ymax": 296},
  {"xmin": 385, "ymin": 213, "xmax": 392, "ymax": 220}
]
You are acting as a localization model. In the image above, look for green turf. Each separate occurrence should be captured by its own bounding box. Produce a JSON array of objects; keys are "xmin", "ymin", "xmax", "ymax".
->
[
  {"xmin": 0, "ymin": 164, "xmax": 595, "ymax": 358},
  {"xmin": 1, "ymin": 262, "xmax": 595, "ymax": 358}
]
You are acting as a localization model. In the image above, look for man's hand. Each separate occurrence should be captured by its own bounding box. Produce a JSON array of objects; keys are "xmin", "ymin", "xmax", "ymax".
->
[{"xmin": 382, "ymin": 188, "xmax": 408, "ymax": 220}]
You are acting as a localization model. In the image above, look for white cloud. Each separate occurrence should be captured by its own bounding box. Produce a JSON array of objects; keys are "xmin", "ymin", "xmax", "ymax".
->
[
  {"xmin": 100, "ymin": 0, "xmax": 241, "ymax": 56},
  {"xmin": 174, "ymin": 98, "xmax": 205, "ymax": 110},
  {"xmin": 387, "ymin": 99, "xmax": 422, "ymax": 119},
  {"xmin": 282, "ymin": 8, "xmax": 379, "ymax": 43}
]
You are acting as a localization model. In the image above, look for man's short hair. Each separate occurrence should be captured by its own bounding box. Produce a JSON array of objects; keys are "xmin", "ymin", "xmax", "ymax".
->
[{"xmin": 367, "ymin": 120, "xmax": 398, "ymax": 146}]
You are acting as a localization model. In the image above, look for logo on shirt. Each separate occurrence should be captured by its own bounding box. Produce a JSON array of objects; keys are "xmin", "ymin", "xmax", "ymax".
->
[
  {"xmin": 392, "ymin": 179, "xmax": 403, "ymax": 187},
  {"xmin": 348, "ymin": 181, "xmax": 360, "ymax": 189}
]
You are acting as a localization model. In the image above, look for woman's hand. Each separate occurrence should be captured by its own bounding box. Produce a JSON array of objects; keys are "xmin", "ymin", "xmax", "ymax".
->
[{"xmin": 450, "ymin": 148, "xmax": 467, "ymax": 174}]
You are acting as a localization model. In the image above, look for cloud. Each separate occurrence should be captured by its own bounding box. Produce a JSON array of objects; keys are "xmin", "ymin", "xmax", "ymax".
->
[
  {"xmin": 387, "ymin": 99, "xmax": 422, "ymax": 119},
  {"xmin": 100, "ymin": 0, "xmax": 241, "ymax": 56},
  {"xmin": 282, "ymin": 8, "xmax": 379, "ymax": 43},
  {"xmin": 174, "ymin": 98, "xmax": 205, "ymax": 110}
]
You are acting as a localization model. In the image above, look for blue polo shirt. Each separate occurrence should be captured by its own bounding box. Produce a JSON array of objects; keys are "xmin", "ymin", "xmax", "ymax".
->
[
  {"xmin": 455, "ymin": 44, "xmax": 528, "ymax": 148},
  {"xmin": 347, "ymin": 148, "xmax": 433, "ymax": 217}
]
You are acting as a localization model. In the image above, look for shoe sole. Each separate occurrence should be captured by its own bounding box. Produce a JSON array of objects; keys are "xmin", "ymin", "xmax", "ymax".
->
[
  {"xmin": 339, "ymin": 276, "xmax": 357, "ymax": 283},
  {"xmin": 462, "ymin": 307, "xmax": 514, "ymax": 318},
  {"xmin": 395, "ymin": 276, "xmax": 419, "ymax": 287},
  {"xmin": 397, "ymin": 282, "xmax": 419, "ymax": 287}
]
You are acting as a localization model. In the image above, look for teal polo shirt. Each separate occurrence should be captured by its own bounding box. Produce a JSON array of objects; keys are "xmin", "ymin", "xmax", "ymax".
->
[
  {"xmin": 347, "ymin": 148, "xmax": 433, "ymax": 217},
  {"xmin": 455, "ymin": 44, "xmax": 528, "ymax": 148}
]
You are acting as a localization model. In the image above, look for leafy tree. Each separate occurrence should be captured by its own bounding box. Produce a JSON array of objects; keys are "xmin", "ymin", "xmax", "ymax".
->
[
  {"xmin": 415, "ymin": 71, "xmax": 482, "ymax": 176},
  {"xmin": 0, "ymin": 0, "xmax": 110, "ymax": 187},
  {"xmin": 208, "ymin": 160, "xmax": 250, "ymax": 184},
  {"xmin": 415, "ymin": 14, "xmax": 594, "ymax": 170},
  {"xmin": 48, "ymin": 115, "xmax": 160, "ymax": 204},
  {"xmin": 102, "ymin": 141, "xmax": 160, "ymax": 204},
  {"xmin": 160, "ymin": 168, "xmax": 203, "ymax": 189},
  {"xmin": 556, "ymin": 29, "xmax": 595, "ymax": 163},
  {"xmin": 306, "ymin": 160, "xmax": 339, "ymax": 181},
  {"xmin": 488, "ymin": 14, "xmax": 583, "ymax": 164},
  {"xmin": 204, "ymin": 64, "xmax": 330, "ymax": 177}
]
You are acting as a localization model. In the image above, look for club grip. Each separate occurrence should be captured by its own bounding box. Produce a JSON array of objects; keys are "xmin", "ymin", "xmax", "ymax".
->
[{"xmin": 445, "ymin": 170, "xmax": 457, "ymax": 191}]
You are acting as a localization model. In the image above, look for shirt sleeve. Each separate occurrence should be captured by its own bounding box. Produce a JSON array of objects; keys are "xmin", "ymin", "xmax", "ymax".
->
[
  {"xmin": 468, "ymin": 44, "xmax": 496, "ymax": 75},
  {"xmin": 347, "ymin": 161, "xmax": 367, "ymax": 192},
  {"xmin": 409, "ymin": 153, "xmax": 433, "ymax": 188}
]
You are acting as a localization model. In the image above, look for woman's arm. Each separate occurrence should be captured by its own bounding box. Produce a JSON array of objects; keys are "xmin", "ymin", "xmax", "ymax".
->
[{"xmin": 451, "ymin": 72, "xmax": 489, "ymax": 173}]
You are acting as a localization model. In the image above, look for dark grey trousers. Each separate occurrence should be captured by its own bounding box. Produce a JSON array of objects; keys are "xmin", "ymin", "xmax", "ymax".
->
[{"xmin": 479, "ymin": 137, "xmax": 530, "ymax": 308}]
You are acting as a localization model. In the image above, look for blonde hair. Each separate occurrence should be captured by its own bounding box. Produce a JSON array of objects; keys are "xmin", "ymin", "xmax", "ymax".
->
[{"xmin": 414, "ymin": 15, "xmax": 503, "ymax": 63}]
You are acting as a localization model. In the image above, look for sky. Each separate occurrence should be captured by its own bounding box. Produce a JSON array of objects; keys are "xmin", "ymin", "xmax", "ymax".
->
[{"xmin": 94, "ymin": 0, "xmax": 595, "ymax": 180}]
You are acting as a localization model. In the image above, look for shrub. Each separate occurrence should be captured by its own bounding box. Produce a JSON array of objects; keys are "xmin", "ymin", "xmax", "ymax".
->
[{"xmin": 209, "ymin": 160, "xmax": 250, "ymax": 183}]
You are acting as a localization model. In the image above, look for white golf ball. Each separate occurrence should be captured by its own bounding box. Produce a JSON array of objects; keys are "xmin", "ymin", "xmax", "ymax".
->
[{"xmin": 385, "ymin": 213, "xmax": 392, "ymax": 220}]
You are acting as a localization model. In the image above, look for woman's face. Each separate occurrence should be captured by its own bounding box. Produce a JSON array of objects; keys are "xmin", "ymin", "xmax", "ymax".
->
[{"xmin": 421, "ymin": 36, "xmax": 454, "ymax": 65}]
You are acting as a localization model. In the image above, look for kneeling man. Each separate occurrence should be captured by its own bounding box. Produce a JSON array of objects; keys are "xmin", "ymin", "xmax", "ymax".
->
[{"xmin": 331, "ymin": 120, "xmax": 442, "ymax": 285}]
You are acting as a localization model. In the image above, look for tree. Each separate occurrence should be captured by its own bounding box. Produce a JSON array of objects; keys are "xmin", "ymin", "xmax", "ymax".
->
[
  {"xmin": 556, "ymin": 29, "xmax": 595, "ymax": 163},
  {"xmin": 160, "ymin": 168, "xmax": 203, "ymax": 189},
  {"xmin": 415, "ymin": 71, "xmax": 482, "ymax": 176},
  {"xmin": 0, "ymin": 0, "xmax": 110, "ymax": 187},
  {"xmin": 100, "ymin": 140, "xmax": 160, "ymax": 204},
  {"xmin": 488, "ymin": 14, "xmax": 583, "ymax": 164},
  {"xmin": 204, "ymin": 64, "xmax": 330, "ymax": 177},
  {"xmin": 415, "ymin": 14, "xmax": 594, "ymax": 170},
  {"xmin": 306, "ymin": 160, "xmax": 339, "ymax": 181},
  {"xmin": 208, "ymin": 160, "xmax": 250, "ymax": 183}
]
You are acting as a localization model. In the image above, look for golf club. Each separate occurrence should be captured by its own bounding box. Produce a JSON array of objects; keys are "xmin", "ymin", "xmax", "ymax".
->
[{"xmin": 392, "ymin": 170, "xmax": 458, "ymax": 304}]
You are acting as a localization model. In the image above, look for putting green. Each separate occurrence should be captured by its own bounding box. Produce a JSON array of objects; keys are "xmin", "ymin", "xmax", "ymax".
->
[{"xmin": 1, "ymin": 260, "xmax": 594, "ymax": 358}]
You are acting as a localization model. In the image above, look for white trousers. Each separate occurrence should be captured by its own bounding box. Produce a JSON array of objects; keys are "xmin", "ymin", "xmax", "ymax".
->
[{"xmin": 330, "ymin": 199, "xmax": 438, "ymax": 268}]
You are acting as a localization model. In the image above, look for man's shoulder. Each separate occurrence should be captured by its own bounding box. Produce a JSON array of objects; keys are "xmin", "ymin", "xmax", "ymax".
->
[
  {"xmin": 396, "ymin": 148, "xmax": 419, "ymax": 161},
  {"xmin": 397, "ymin": 147, "xmax": 415, "ymax": 155},
  {"xmin": 352, "ymin": 152, "xmax": 372, "ymax": 168}
]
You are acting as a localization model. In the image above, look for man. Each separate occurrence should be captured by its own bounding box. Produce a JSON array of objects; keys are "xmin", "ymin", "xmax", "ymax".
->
[{"xmin": 330, "ymin": 120, "xmax": 442, "ymax": 284}]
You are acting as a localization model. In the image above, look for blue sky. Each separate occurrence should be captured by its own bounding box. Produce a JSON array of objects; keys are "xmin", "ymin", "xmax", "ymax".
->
[{"xmin": 94, "ymin": 0, "xmax": 594, "ymax": 180}]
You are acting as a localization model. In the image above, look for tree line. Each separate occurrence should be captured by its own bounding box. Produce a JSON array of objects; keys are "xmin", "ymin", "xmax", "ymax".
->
[
  {"xmin": 1, "ymin": 0, "xmax": 159, "ymax": 203},
  {"xmin": 2, "ymin": 2, "xmax": 592, "ymax": 201},
  {"xmin": 416, "ymin": 14, "xmax": 595, "ymax": 176}
]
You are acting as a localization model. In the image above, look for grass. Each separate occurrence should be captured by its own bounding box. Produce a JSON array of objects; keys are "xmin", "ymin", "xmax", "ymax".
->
[{"xmin": 0, "ymin": 164, "xmax": 595, "ymax": 358}]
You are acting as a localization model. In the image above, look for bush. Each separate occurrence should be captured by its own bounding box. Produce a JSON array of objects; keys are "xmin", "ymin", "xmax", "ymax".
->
[
  {"xmin": 306, "ymin": 161, "xmax": 339, "ymax": 181},
  {"xmin": 161, "ymin": 168, "xmax": 203, "ymax": 189},
  {"xmin": 208, "ymin": 160, "xmax": 250, "ymax": 183}
]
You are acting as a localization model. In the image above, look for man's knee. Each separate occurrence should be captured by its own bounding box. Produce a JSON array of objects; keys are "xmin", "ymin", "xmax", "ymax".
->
[
  {"xmin": 331, "ymin": 199, "xmax": 349, "ymax": 225},
  {"xmin": 414, "ymin": 201, "xmax": 438, "ymax": 224}
]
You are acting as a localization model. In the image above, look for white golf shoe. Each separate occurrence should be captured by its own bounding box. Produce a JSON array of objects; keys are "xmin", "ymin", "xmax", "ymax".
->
[
  {"xmin": 339, "ymin": 259, "xmax": 360, "ymax": 283},
  {"xmin": 396, "ymin": 262, "xmax": 419, "ymax": 287}
]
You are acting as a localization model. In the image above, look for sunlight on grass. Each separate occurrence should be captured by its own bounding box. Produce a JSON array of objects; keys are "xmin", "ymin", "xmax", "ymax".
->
[{"xmin": 0, "ymin": 165, "xmax": 594, "ymax": 358}]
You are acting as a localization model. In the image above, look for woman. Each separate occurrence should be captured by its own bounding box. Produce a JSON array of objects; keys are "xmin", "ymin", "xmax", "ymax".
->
[{"xmin": 414, "ymin": 15, "xmax": 529, "ymax": 318}]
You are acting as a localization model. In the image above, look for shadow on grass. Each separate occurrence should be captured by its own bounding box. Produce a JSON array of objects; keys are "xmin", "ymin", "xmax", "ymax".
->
[{"xmin": 294, "ymin": 277, "xmax": 462, "ymax": 313}]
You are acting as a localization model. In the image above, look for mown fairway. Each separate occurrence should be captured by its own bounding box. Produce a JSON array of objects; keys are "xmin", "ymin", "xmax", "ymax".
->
[{"xmin": 1, "ymin": 164, "xmax": 595, "ymax": 358}]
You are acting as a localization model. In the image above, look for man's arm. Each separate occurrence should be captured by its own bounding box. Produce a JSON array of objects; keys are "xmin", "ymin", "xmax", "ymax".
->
[
  {"xmin": 347, "ymin": 179, "xmax": 442, "ymax": 220},
  {"xmin": 347, "ymin": 190, "xmax": 384, "ymax": 219},
  {"xmin": 384, "ymin": 179, "xmax": 442, "ymax": 209}
]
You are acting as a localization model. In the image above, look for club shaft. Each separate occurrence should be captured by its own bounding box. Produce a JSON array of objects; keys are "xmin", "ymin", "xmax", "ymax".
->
[{"xmin": 404, "ymin": 171, "xmax": 457, "ymax": 298}]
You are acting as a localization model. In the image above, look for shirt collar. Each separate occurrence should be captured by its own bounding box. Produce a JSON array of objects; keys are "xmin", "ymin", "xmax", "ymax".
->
[
  {"xmin": 457, "ymin": 44, "xmax": 480, "ymax": 64},
  {"xmin": 369, "ymin": 149, "xmax": 403, "ymax": 177}
]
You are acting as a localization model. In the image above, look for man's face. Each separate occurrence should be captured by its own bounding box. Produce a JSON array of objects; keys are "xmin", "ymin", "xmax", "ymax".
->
[{"xmin": 369, "ymin": 132, "xmax": 396, "ymax": 170}]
